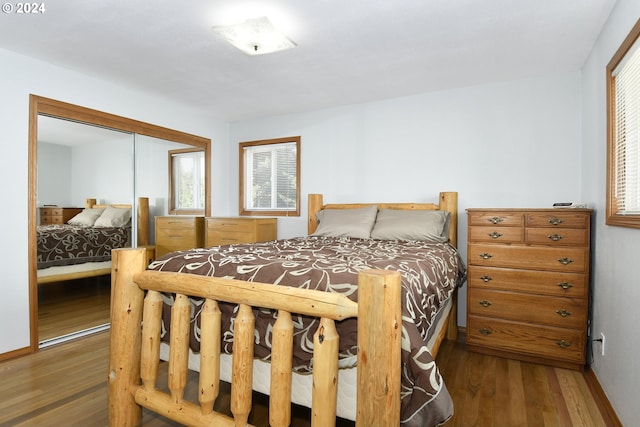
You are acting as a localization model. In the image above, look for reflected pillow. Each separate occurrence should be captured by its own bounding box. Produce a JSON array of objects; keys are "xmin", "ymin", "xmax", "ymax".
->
[
  {"xmin": 67, "ymin": 208, "xmax": 106, "ymax": 227},
  {"xmin": 94, "ymin": 206, "xmax": 132, "ymax": 228},
  {"xmin": 371, "ymin": 209, "xmax": 450, "ymax": 242},
  {"xmin": 312, "ymin": 205, "xmax": 378, "ymax": 239}
]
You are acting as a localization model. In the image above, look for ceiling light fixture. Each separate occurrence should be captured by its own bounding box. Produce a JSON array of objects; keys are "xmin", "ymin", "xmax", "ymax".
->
[{"xmin": 212, "ymin": 16, "xmax": 296, "ymax": 56}]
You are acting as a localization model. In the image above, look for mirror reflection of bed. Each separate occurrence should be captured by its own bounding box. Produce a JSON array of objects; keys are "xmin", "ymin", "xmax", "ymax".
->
[
  {"xmin": 35, "ymin": 195, "xmax": 150, "ymax": 346},
  {"xmin": 36, "ymin": 117, "xmax": 135, "ymax": 345}
]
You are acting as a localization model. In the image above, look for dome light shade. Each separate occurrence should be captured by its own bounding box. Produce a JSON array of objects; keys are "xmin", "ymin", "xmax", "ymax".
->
[{"xmin": 212, "ymin": 16, "xmax": 296, "ymax": 56}]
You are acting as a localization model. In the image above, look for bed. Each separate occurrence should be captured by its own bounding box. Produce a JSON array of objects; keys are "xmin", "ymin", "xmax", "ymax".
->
[
  {"xmin": 37, "ymin": 197, "xmax": 150, "ymax": 284},
  {"xmin": 108, "ymin": 192, "xmax": 464, "ymax": 427}
]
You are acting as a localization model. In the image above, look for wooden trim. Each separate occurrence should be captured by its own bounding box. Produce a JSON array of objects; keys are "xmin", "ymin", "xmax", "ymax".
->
[
  {"xmin": 167, "ymin": 147, "xmax": 206, "ymax": 215},
  {"xmin": 583, "ymin": 367, "xmax": 623, "ymax": 427},
  {"xmin": 606, "ymin": 19, "xmax": 640, "ymax": 229},
  {"xmin": 0, "ymin": 345, "xmax": 31, "ymax": 363},
  {"xmin": 27, "ymin": 95, "xmax": 211, "ymax": 355},
  {"xmin": 238, "ymin": 136, "xmax": 301, "ymax": 217}
]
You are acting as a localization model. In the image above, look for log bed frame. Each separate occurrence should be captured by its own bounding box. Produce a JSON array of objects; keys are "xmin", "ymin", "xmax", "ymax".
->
[
  {"xmin": 108, "ymin": 192, "xmax": 458, "ymax": 426},
  {"xmin": 37, "ymin": 197, "xmax": 150, "ymax": 284}
]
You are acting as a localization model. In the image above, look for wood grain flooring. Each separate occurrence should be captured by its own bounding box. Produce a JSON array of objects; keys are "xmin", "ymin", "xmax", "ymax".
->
[
  {"xmin": 37, "ymin": 276, "xmax": 111, "ymax": 342},
  {"xmin": 0, "ymin": 329, "xmax": 617, "ymax": 427}
]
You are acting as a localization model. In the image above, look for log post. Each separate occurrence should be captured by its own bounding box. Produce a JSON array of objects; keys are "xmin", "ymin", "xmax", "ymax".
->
[
  {"xmin": 308, "ymin": 194, "xmax": 323, "ymax": 234},
  {"xmin": 137, "ymin": 197, "xmax": 150, "ymax": 246},
  {"xmin": 231, "ymin": 303, "xmax": 255, "ymax": 427},
  {"xmin": 108, "ymin": 248, "xmax": 147, "ymax": 426},
  {"xmin": 140, "ymin": 290, "xmax": 163, "ymax": 391},
  {"xmin": 199, "ymin": 298, "xmax": 222, "ymax": 414},
  {"xmin": 311, "ymin": 317, "xmax": 339, "ymax": 427},
  {"xmin": 270, "ymin": 310, "xmax": 294, "ymax": 427},
  {"xmin": 356, "ymin": 269, "xmax": 402, "ymax": 427},
  {"xmin": 168, "ymin": 294, "xmax": 191, "ymax": 403}
]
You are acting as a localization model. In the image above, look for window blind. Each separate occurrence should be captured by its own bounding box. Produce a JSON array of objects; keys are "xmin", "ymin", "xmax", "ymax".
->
[
  {"xmin": 245, "ymin": 142, "xmax": 297, "ymax": 210},
  {"xmin": 613, "ymin": 36, "xmax": 640, "ymax": 214}
]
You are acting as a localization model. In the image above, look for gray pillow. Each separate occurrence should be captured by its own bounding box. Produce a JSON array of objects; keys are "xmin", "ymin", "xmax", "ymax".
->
[
  {"xmin": 312, "ymin": 205, "xmax": 378, "ymax": 238},
  {"xmin": 67, "ymin": 208, "xmax": 106, "ymax": 226},
  {"xmin": 371, "ymin": 209, "xmax": 450, "ymax": 242},
  {"xmin": 94, "ymin": 206, "xmax": 132, "ymax": 228}
]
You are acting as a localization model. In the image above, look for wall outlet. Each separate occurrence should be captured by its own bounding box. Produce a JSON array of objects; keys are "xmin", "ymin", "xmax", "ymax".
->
[{"xmin": 600, "ymin": 332, "xmax": 606, "ymax": 356}]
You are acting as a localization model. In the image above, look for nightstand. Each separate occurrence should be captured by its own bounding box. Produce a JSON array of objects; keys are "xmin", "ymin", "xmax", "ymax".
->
[{"xmin": 40, "ymin": 206, "xmax": 83, "ymax": 225}]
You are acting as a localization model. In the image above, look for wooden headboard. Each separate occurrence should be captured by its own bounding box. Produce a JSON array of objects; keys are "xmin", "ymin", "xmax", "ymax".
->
[
  {"xmin": 85, "ymin": 196, "xmax": 150, "ymax": 246},
  {"xmin": 307, "ymin": 192, "xmax": 458, "ymax": 247}
]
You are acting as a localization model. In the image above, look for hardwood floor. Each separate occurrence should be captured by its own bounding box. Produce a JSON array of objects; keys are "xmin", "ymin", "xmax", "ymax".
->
[
  {"xmin": 38, "ymin": 276, "xmax": 111, "ymax": 342},
  {"xmin": 0, "ymin": 330, "xmax": 617, "ymax": 427}
]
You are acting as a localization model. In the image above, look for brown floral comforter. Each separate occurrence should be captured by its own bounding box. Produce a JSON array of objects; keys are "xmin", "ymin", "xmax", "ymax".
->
[
  {"xmin": 37, "ymin": 224, "xmax": 131, "ymax": 269},
  {"xmin": 149, "ymin": 236, "xmax": 466, "ymax": 427}
]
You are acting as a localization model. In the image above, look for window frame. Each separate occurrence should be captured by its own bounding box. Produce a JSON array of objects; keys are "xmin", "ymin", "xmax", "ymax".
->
[
  {"xmin": 168, "ymin": 147, "xmax": 206, "ymax": 215},
  {"xmin": 606, "ymin": 18, "xmax": 640, "ymax": 229},
  {"xmin": 239, "ymin": 136, "xmax": 301, "ymax": 217}
]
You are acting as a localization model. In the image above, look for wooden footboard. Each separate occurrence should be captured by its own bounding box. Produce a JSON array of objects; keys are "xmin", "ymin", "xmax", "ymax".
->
[{"xmin": 107, "ymin": 247, "xmax": 402, "ymax": 426}]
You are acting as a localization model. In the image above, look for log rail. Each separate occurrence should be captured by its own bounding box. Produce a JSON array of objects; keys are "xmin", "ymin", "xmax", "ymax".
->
[{"xmin": 107, "ymin": 247, "xmax": 402, "ymax": 426}]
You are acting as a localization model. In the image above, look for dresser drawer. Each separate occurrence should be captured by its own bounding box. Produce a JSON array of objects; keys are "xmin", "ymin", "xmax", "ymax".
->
[
  {"xmin": 468, "ymin": 288, "xmax": 587, "ymax": 328},
  {"xmin": 525, "ymin": 228, "xmax": 589, "ymax": 246},
  {"xmin": 468, "ymin": 226, "xmax": 523, "ymax": 243},
  {"xmin": 467, "ymin": 266, "xmax": 588, "ymax": 298},
  {"xmin": 525, "ymin": 211, "xmax": 590, "ymax": 228},
  {"xmin": 467, "ymin": 316, "xmax": 585, "ymax": 364},
  {"xmin": 205, "ymin": 217, "xmax": 277, "ymax": 247},
  {"xmin": 468, "ymin": 244, "xmax": 589, "ymax": 273},
  {"xmin": 155, "ymin": 216, "xmax": 204, "ymax": 257},
  {"xmin": 207, "ymin": 218, "xmax": 256, "ymax": 233},
  {"xmin": 468, "ymin": 212, "xmax": 524, "ymax": 227},
  {"xmin": 208, "ymin": 231, "xmax": 255, "ymax": 245},
  {"xmin": 156, "ymin": 216, "xmax": 200, "ymax": 230}
]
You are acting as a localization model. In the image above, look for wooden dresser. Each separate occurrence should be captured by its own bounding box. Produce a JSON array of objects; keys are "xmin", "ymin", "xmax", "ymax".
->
[
  {"xmin": 205, "ymin": 217, "xmax": 277, "ymax": 247},
  {"xmin": 40, "ymin": 207, "xmax": 83, "ymax": 225},
  {"xmin": 155, "ymin": 216, "xmax": 205, "ymax": 258},
  {"xmin": 466, "ymin": 208, "xmax": 591, "ymax": 370}
]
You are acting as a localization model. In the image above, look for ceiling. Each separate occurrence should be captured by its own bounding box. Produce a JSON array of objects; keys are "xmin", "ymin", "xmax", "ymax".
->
[{"xmin": 1, "ymin": 0, "xmax": 616, "ymax": 123}]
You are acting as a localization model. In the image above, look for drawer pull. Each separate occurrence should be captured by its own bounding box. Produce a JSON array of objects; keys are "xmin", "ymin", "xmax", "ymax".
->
[
  {"xmin": 479, "ymin": 300, "xmax": 492, "ymax": 307},
  {"xmin": 479, "ymin": 253, "xmax": 493, "ymax": 260},
  {"xmin": 488, "ymin": 231, "xmax": 503, "ymax": 239},
  {"xmin": 479, "ymin": 328, "xmax": 492, "ymax": 335},
  {"xmin": 556, "ymin": 309, "xmax": 572, "ymax": 317},
  {"xmin": 548, "ymin": 218, "xmax": 564, "ymax": 226},
  {"xmin": 547, "ymin": 233, "xmax": 563, "ymax": 241},
  {"xmin": 487, "ymin": 217, "xmax": 504, "ymax": 224},
  {"xmin": 558, "ymin": 257, "xmax": 573, "ymax": 265},
  {"xmin": 480, "ymin": 275, "xmax": 493, "ymax": 282},
  {"xmin": 556, "ymin": 339, "xmax": 572, "ymax": 348},
  {"xmin": 557, "ymin": 282, "xmax": 574, "ymax": 290}
]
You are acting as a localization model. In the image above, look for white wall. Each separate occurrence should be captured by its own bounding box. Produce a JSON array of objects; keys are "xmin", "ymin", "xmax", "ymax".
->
[
  {"xmin": 230, "ymin": 71, "xmax": 584, "ymax": 326},
  {"xmin": 70, "ymin": 136, "xmax": 134, "ymax": 205},
  {"xmin": 0, "ymin": 48, "xmax": 230, "ymax": 355},
  {"xmin": 37, "ymin": 143, "xmax": 72, "ymax": 206},
  {"xmin": 581, "ymin": 1, "xmax": 640, "ymax": 425}
]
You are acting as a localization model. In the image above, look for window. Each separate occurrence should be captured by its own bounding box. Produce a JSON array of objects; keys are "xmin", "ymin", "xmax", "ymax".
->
[
  {"xmin": 239, "ymin": 136, "xmax": 300, "ymax": 216},
  {"xmin": 607, "ymin": 19, "xmax": 640, "ymax": 229},
  {"xmin": 169, "ymin": 148, "xmax": 205, "ymax": 214}
]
